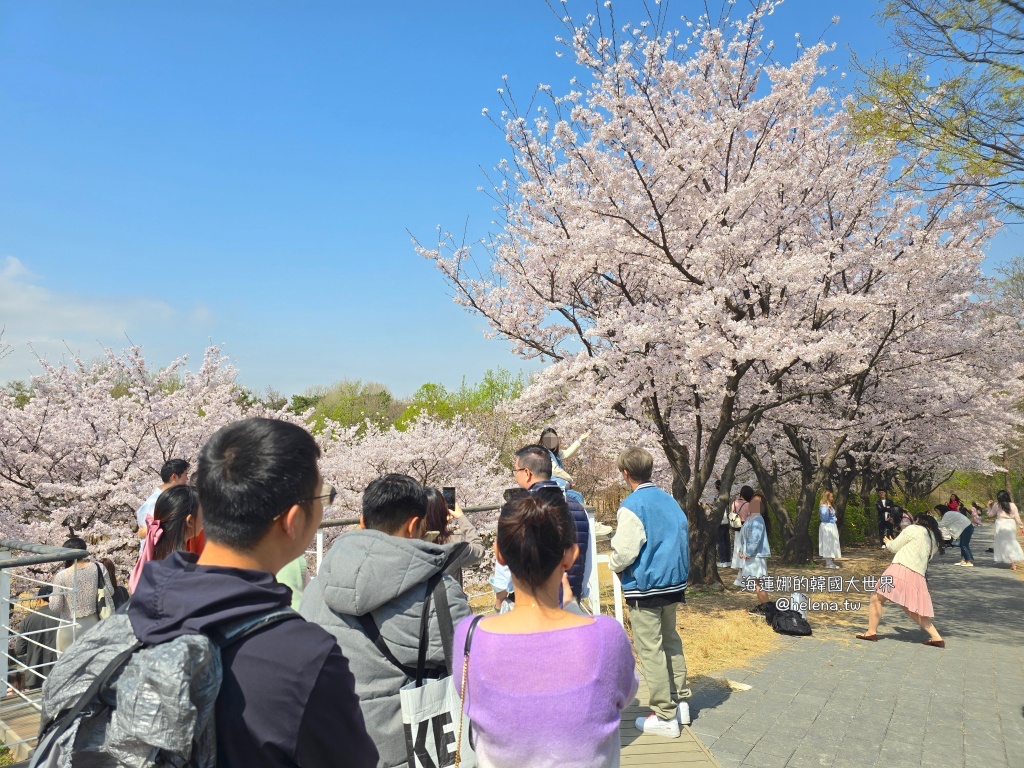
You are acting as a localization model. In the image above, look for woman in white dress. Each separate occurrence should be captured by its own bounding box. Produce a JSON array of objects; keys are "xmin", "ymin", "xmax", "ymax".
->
[
  {"xmin": 986, "ymin": 491, "xmax": 1024, "ymax": 571},
  {"xmin": 818, "ymin": 490, "xmax": 841, "ymax": 569}
]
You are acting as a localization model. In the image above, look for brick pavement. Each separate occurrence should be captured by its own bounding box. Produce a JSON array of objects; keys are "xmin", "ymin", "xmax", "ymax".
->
[{"xmin": 688, "ymin": 523, "xmax": 1024, "ymax": 768}]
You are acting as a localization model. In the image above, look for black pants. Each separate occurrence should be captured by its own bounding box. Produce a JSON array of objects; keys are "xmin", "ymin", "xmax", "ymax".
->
[
  {"xmin": 717, "ymin": 525, "xmax": 732, "ymax": 563},
  {"xmin": 878, "ymin": 515, "xmax": 894, "ymax": 543}
]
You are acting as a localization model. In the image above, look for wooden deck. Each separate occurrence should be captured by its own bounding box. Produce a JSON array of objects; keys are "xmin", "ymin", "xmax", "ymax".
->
[
  {"xmin": 620, "ymin": 681, "xmax": 720, "ymax": 766},
  {"xmin": 0, "ymin": 691, "xmax": 42, "ymax": 762},
  {"xmin": 2, "ymin": 684, "xmax": 720, "ymax": 767}
]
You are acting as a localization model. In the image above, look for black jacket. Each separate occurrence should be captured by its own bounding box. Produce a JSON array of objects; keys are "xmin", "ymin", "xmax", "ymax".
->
[
  {"xmin": 15, "ymin": 605, "xmax": 59, "ymax": 688},
  {"xmin": 876, "ymin": 498, "xmax": 895, "ymax": 521},
  {"xmin": 128, "ymin": 553, "xmax": 377, "ymax": 768},
  {"xmin": 530, "ymin": 480, "xmax": 591, "ymax": 598}
]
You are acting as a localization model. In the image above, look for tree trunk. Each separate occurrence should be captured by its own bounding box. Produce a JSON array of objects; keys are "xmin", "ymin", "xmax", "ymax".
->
[
  {"xmin": 739, "ymin": 445, "xmax": 796, "ymax": 551},
  {"xmin": 784, "ymin": 481, "xmax": 817, "ymax": 563},
  {"xmin": 832, "ymin": 459, "xmax": 857, "ymax": 530},
  {"xmin": 779, "ymin": 427, "xmax": 848, "ymax": 564}
]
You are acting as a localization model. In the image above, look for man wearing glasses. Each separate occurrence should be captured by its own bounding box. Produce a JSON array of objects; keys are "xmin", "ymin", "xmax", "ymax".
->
[
  {"xmin": 126, "ymin": 418, "xmax": 376, "ymax": 768},
  {"xmin": 492, "ymin": 444, "xmax": 592, "ymax": 613}
]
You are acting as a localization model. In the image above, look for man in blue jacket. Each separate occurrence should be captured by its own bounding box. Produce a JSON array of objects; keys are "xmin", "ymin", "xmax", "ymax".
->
[{"xmin": 609, "ymin": 446, "xmax": 690, "ymax": 739}]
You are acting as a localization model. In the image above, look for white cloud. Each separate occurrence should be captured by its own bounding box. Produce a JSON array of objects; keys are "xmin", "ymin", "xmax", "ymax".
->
[{"xmin": 0, "ymin": 256, "xmax": 208, "ymax": 381}]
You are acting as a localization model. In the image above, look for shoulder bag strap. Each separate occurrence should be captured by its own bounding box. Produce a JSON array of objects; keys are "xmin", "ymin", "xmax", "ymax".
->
[
  {"xmin": 412, "ymin": 567, "xmax": 448, "ymax": 685},
  {"xmin": 454, "ymin": 615, "xmax": 484, "ymax": 768},
  {"xmin": 358, "ymin": 546, "xmax": 466, "ymax": 685},
  {"xmin": 356, "ymin": 612, "xmax": 420, "ymax": 679},
  {"xmin": 432, "ymin": 579, "xmax": 454, "ymax": 676},
  {"xmin": 35, "ymin": 639, "xmax": 143, "ymax": 750},
  {"xmin": 94, "ymin": 563, "xmax": 104, "ymax": 614}
]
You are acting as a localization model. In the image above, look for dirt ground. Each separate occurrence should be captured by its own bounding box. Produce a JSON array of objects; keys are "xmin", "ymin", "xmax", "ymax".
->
[{"xmin": 467, "ymin": 523, "xmax": 1024, "ymax": 683}]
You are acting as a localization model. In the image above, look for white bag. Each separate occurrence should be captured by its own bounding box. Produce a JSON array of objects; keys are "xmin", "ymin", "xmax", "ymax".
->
[
  {"xmin": 399, "ymin": 672, "xmax": 474, "ymax": 767},
  {"xmin": 359, "ymin": 549, "xmax": 477, "ymax": 768},
  {"xmin": 397, "ymin": 579, "xmax": 477, "ymax": 768}
]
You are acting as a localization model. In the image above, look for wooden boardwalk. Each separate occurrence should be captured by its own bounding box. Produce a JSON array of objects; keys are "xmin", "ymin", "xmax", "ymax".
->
[
  {"xmin": 2, "ymin": 683, "xmax": 720, "ymax": 767},
  {"xmin": 620, "ymin": 681, "xmax": 720, "ymax": 766},
  {"xmin": 0, "ymin": 691, "xmax": 42, "ymax": 762}
]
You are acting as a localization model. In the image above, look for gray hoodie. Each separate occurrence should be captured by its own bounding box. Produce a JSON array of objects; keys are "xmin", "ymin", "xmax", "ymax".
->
[{"xmin": 300, "ymin": 529, "xmax": 471, "ymax": 768}]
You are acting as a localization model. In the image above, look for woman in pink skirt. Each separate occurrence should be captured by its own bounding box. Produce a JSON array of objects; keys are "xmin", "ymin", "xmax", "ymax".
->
[{"xmin": 856, "ymin": 514, "xmax": 945, "ymax": 648}]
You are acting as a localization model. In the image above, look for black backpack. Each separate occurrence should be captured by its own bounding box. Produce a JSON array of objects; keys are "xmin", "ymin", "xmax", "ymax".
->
[
  {"xmin": 755, "ymin": 601, "xmax": 812, "ymax": 636},
  {"xmin": 771, "ymin": 609, "xmax": 812, "ymax": 636}
]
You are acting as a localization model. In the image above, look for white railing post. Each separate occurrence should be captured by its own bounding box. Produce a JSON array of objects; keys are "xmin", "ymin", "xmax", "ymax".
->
[
  {"xmin": 1, "ymin": 547, "xmax": 10, "ymax": 690},
  {"xmin": 611, "ymin": 569, "xmax": 624, "ymax": 626},
  {"xmin": 316, "ymin": 530, "xmax": 324, "ymax": 574}
]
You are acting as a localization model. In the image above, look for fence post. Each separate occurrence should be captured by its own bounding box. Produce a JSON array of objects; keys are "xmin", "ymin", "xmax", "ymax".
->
[
  {"xmin": 316, "ymin": 531, "xmax": 324, "ymax": 574},
  {"xmin": 0, "ymin": 546, "xmax": 10, "ymax": 690}
]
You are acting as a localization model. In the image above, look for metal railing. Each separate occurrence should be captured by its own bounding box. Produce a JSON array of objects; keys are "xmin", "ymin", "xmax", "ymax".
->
[{"xmin": 2, "ymin": 540, "xmax": 91, "ymax": 760}]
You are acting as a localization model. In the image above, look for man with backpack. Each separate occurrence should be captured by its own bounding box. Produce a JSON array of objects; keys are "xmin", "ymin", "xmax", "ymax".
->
[
  {"xmin": 300, "ymin": 474, "xmax": 472, "ymax": 768},
  {"xmin": 36, "ymin": 418, "xmax": 377, "ymax": 768}
]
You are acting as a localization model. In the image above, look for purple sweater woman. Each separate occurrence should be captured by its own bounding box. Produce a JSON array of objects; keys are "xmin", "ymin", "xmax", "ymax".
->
[{"xmin": 452, "ymin": 493, "xmax": 637, "ymax": 768}]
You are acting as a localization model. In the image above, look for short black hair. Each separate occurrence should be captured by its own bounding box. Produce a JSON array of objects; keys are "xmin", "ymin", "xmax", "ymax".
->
[
  {"xmin": 514, "ymin": 444, "xmax": 552, "ymax": 479},
  {"xmin": 160, "ymin": 458, "xmax": 190, "ymax": 483},
  {"xmin": 195, "ymin": 418, "xmax": 320, "ymax": 551},
  {"xmin": 37, "ymin": 584, "xmax": 53, "ymax": 601},
  {"xmin": 62, "ymin": 536, "xmax": 87, "ymax": 568},
  {"xmin": 362, "ymin": 474, "xmax": 427, "ymax": 534}
]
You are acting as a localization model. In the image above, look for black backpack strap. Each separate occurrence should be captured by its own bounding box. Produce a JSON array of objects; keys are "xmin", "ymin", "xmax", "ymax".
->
[
  {"xmin": 361, "ymin": 546, "xmax": 466, "ymax": 684},
  {"xmin": 356, "ymin": 612, "xmax": 420, "ymax": 679},
  {"xmin": 36, "ymin": 640, "xmax": 144, "ymax": 745},
  {"xmin": 208, "ymin": 607, "xmax": 299, "ymax": 647}
]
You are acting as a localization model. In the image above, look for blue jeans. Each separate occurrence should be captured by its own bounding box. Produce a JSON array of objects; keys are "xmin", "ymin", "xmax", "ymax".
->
[{"xmin": 959, "ymin": 524, "xmax": 975, "ymax": 563}]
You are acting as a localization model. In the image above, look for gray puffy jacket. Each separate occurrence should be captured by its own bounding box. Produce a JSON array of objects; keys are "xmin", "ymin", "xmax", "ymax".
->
[{"xmin": 300, "ymin": 530, "xmax": 471, "ymax": 768}]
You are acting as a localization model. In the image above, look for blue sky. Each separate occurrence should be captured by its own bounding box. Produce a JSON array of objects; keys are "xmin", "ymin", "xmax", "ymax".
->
[{"xmin": 0, "ymin": 0, "xmax": 1017, "ymax": 397}]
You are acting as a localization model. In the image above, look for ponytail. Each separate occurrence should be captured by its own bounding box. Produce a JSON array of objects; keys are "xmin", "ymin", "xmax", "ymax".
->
[{"xmin": 152, "ymin": 486, "xmax": 200, "ymax": 561}]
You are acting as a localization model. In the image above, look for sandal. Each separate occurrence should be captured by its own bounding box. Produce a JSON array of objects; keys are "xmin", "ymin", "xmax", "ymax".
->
[
  {"xmin": 922, "ymin": 640, "xmax": 945, "ymax": 648},
  {"xmin": 855, "ymin": 633, "xmax": 879, "ymax": 642}
]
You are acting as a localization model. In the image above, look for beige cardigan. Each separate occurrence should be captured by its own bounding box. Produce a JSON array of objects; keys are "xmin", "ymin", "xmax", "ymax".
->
[{"xmin": 885, "ymin": 524, "xmax": 937, "ymax": 576}]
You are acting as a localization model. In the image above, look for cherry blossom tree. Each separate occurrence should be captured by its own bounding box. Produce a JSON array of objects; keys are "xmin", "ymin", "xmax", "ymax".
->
[
  {"xmin": 317, "ymin": 414, "xmax": 511, "ymax": 527},
  {"xmin": 0, "ymin": 346, "xmax": 276, "ymax": 573},
  {"xmin": 419, "ymin": 0, "xmax": 1023, "ymax": 582}
]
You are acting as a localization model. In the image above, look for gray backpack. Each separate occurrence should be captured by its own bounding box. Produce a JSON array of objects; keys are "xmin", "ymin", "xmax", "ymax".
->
[{"xmin": 29, "ymin": 609, "xmax": 294, "ymax": 768}]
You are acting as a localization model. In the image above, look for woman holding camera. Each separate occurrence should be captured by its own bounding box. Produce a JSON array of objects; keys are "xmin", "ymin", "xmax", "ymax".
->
[
  {"xmin": 423, "ymin": 486, "xmax": 486, "ymax": 586},
  {"xmin": 452, "ymin": 493, "xmax": 637, "ymax": 768},
  {"xmin": 857, "ymin": 514, "xmax": 945, "ymax": 647}
]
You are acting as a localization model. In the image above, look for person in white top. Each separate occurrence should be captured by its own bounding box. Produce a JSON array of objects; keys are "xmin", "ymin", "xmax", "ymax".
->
[
  {"xmin": 857, "ymin": 514, "xmax": 946, "ymax": 648},
  {"xmin": 134, "ymin": 459, "xmax": 190, "ymax": 544},
  {"xmin": 986, "ymin": 490, "xmax": 1024, "ymax": 571}
]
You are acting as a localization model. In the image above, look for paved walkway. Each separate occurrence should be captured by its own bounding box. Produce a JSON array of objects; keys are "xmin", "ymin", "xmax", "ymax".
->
[{"xmin": 688, "ymin": 523, "xmax": 1024, "ymax": 768}]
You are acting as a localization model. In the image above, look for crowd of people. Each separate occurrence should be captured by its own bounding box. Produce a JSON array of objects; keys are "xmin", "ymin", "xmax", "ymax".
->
[
  {"xmin": 12, "ymin": 416, "xmax": 1024, "ymax": 767},
  {"xmin": 20, "ymin": 418, "xmax": 692, "ymax": 768}
]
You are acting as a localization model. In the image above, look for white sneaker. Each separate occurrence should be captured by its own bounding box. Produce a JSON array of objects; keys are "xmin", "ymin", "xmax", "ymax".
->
[
  {"xmin": 593, "ymin": 522, "xmax": 613, "ymax": 537},
  {"xmin": 677, "ymin": 702, "xmax": 691, "ymax": 725},
  {"xmin": 717, "ymin": 562, "xmax": 731, "ymax": 568},
  {"xmin": 635, "ymin": 714, "xmax": 680, "ymax": 738}
]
